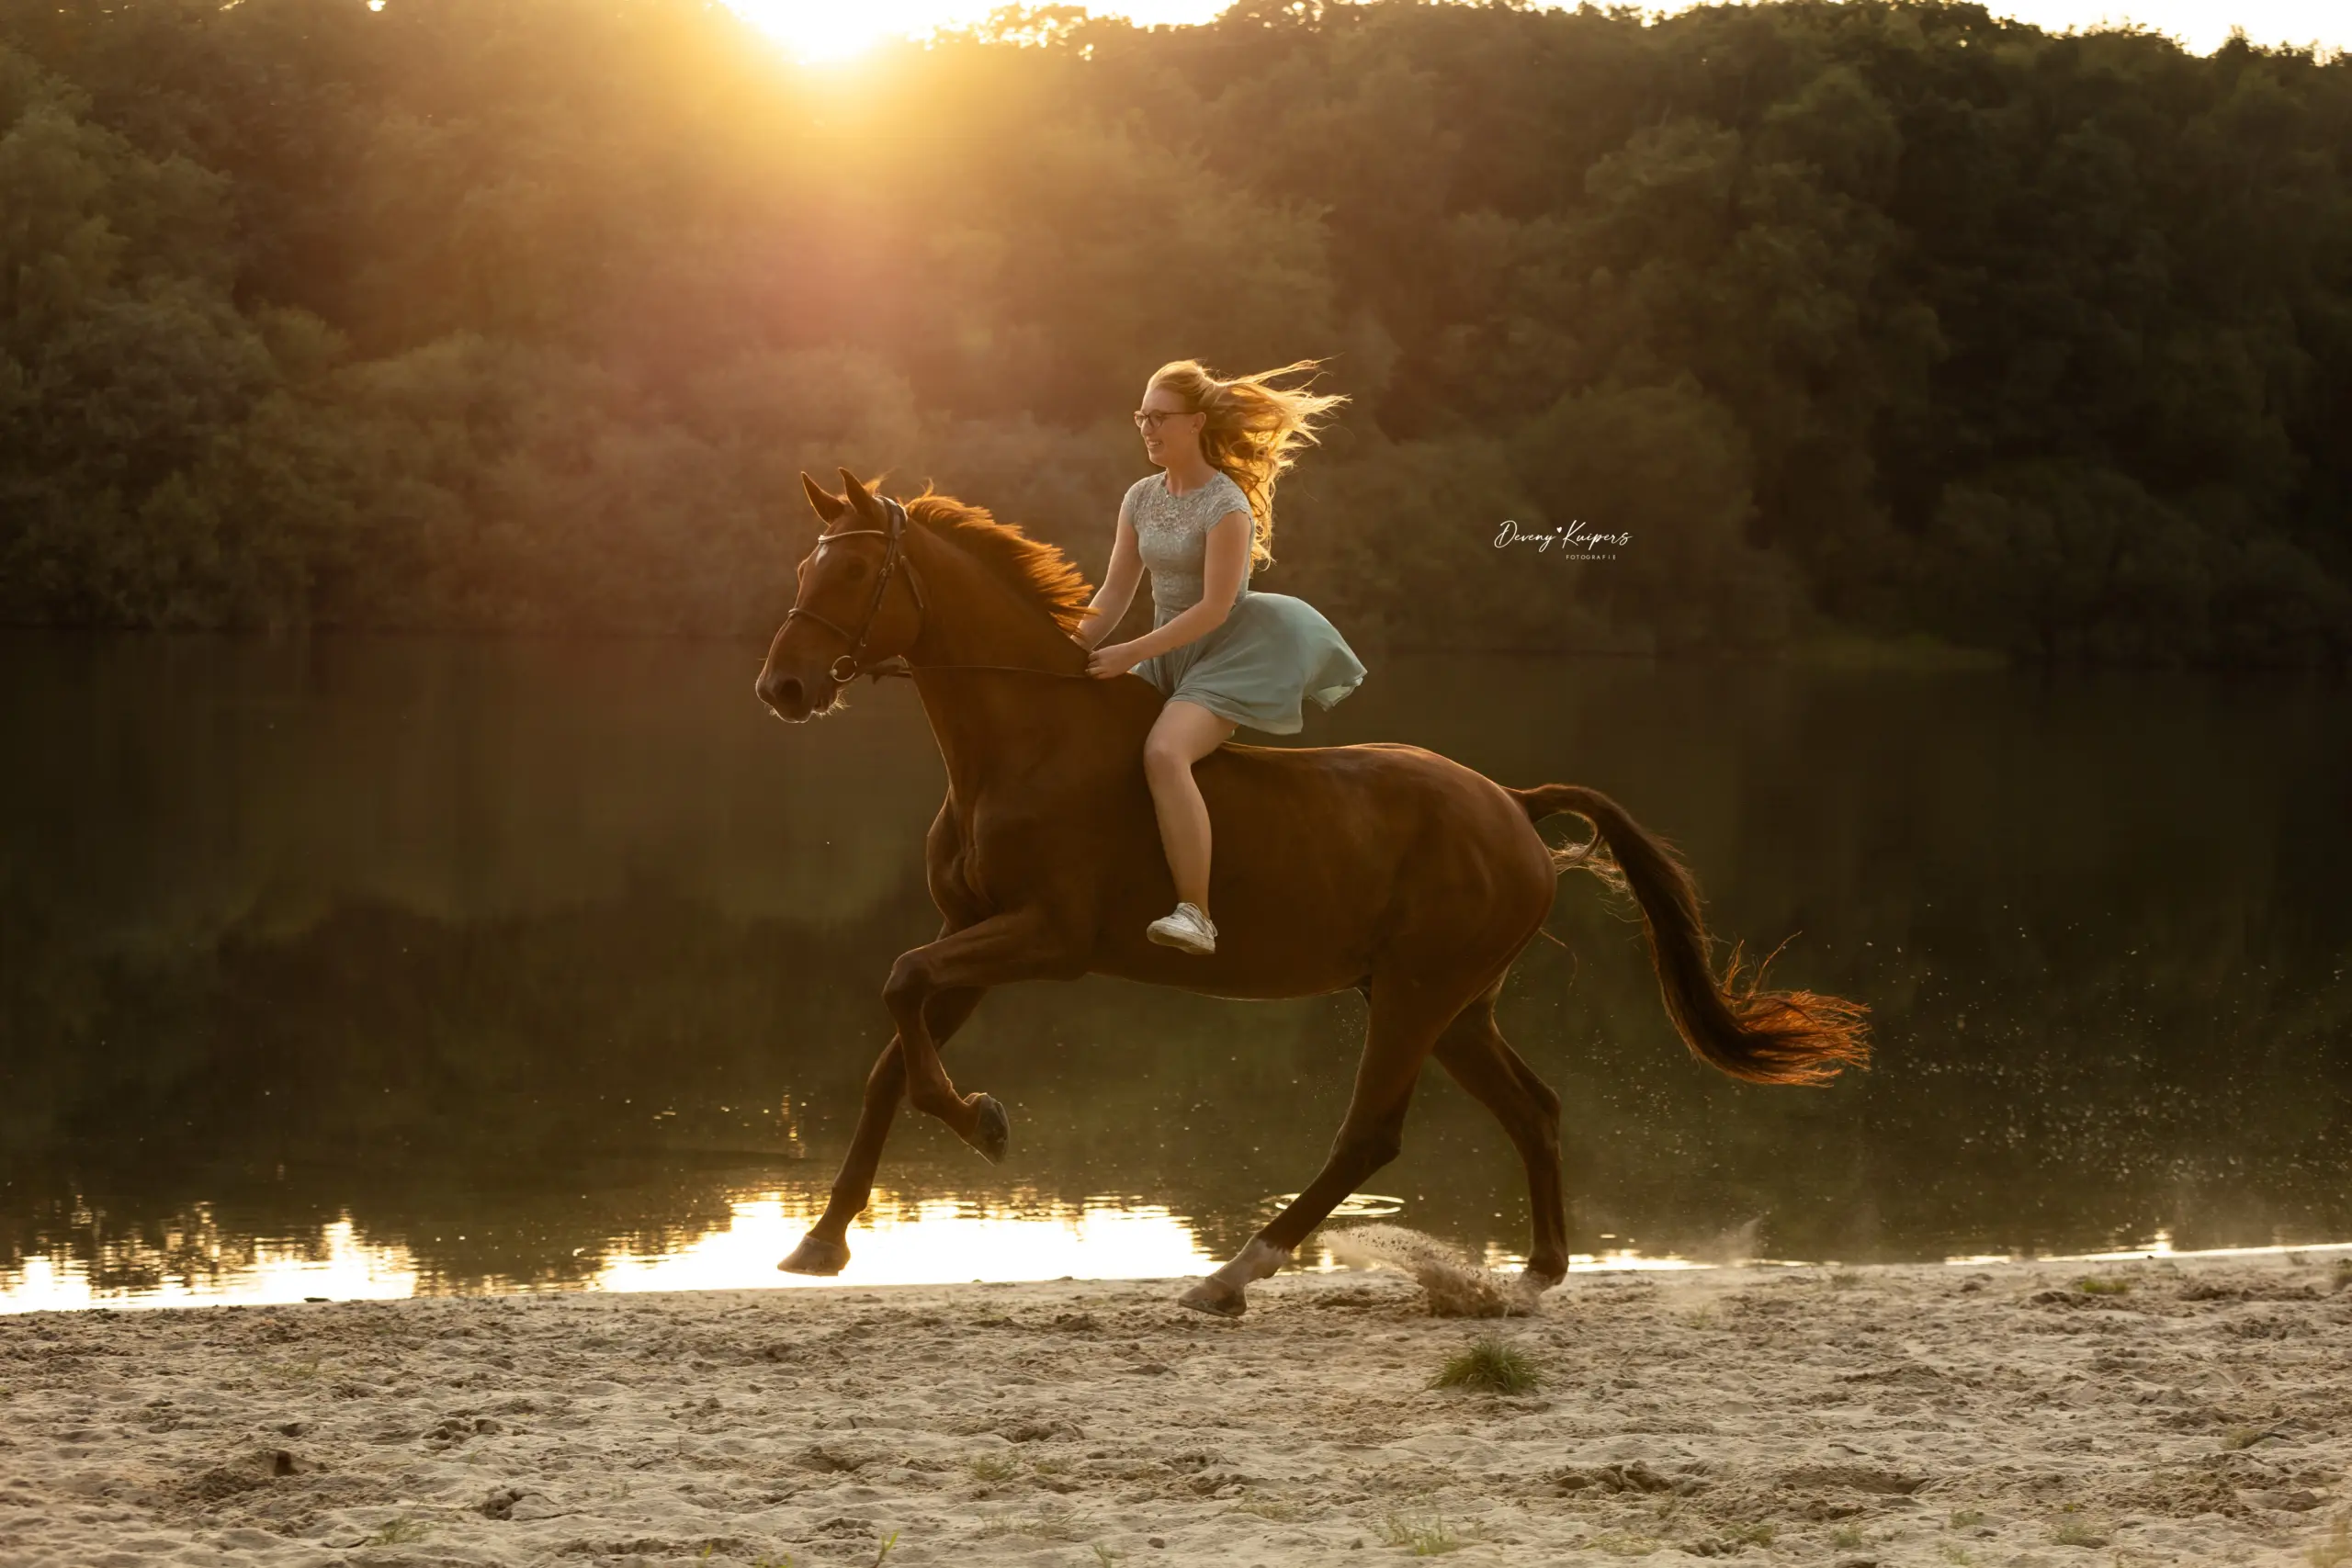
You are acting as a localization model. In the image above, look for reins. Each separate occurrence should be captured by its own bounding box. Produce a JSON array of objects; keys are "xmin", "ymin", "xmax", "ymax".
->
[
  {"xmin": 858, "ymin": 657, "xmax": 1103, "ymax": 682},
  {"xmin": 794, "ymin": 495, "xmax": 1115, "ymax": 685}
]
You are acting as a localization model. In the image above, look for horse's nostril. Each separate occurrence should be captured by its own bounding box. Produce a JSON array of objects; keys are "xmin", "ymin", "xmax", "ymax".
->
[
  {"xmin": 757, "ymin": 671, "xmax": 798, "ymax": 712},
  {"xmin": 775, "ymin": 675, "xmax": 802, "ymax": 710}
]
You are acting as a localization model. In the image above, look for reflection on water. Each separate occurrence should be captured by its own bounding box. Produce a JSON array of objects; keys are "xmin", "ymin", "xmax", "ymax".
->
[
  {"xmin": 7, "ymin": 1214, "xmax": 423, "ymax": 1313},
  {"xmin": 0, "ymin": 1187, "xmax": 1727, "ymax": 1314},
  {"xmin": 2, "ymin": 632, "xmax": 2347, "ymax": 1312},
  {"xmin": 17, "ymin": 1199, "xmax": 2339, "ymax": 1315}
]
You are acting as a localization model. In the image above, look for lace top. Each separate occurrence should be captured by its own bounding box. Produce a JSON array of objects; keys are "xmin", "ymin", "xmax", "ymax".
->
[{"xmin": 1125, "ymin": 469, "xmax": 1255, "ymax": 617}]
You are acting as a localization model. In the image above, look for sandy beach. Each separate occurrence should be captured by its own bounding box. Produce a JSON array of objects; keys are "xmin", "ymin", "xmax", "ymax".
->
[{"xmin": 2, "ymin": 1247, "xmax": 2346, "ymax": 1567}]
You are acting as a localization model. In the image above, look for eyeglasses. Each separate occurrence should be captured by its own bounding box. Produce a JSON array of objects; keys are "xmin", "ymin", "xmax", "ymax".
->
[{"xmin": 1132, "ymin": 409, "xmax": 1200, "ymax": 430}]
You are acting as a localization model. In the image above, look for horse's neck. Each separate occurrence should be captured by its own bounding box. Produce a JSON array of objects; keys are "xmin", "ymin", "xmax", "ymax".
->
[{"xmin": 907, "ymin": 533, "xmax": 1110, "ymax": 801}]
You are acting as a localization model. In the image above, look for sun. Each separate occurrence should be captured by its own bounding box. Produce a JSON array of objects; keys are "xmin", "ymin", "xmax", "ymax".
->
[{"xmin": 723, "ymin": 0, "xmax": 955, "ymax": 61}]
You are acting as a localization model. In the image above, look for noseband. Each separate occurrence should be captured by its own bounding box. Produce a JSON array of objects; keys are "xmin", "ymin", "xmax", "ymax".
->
[{"xmin": 787, "ymin": 496, "xmax": 929, "ymax": 685}]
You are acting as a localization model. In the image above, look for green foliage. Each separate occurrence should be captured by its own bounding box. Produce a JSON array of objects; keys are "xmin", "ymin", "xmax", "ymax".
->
[
  {"xmin": 1432, "ymin": 1334, "xmax": 1540, "ymax": 1394},
  {"xmin": 1376, "ymin": 1510, "xmax": 1464, "ymax": 1555},
  {"xmin": 0, "ymin": 0, "xmax": 2346, "ymax": 664}
]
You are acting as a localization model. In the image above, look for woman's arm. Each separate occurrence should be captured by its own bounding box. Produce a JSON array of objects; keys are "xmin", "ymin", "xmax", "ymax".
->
[
  {"xmin": 1072, "ymin": 491, "xmax": 1145, "ymax": 650},
  {"xmin": 1088, "ymin": 505, "xmax": 1250, "ymax": 675}
]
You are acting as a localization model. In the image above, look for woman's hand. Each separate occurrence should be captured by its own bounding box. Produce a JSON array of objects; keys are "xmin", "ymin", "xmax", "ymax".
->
[{"xmin": 1085, "ymin": 640, "xmax": 1145, "ymax": 679}]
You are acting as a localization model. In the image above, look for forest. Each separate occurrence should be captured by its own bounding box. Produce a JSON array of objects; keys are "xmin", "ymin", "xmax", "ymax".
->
[{"xmin": 0, "ymin": 0, "xmax": 2346, "ymax": 666}]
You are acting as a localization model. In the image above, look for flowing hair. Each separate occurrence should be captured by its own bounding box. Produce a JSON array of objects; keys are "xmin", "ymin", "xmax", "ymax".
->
[{"xmin": 1145, "ymin": 358, "xmax": 1349, "ymax": 570}]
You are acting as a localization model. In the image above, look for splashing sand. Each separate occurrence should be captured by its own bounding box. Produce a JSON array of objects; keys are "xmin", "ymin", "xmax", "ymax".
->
[{"xmin": 1323, "ymin": 1224, "xmax": 1541, "ymax": 1317}]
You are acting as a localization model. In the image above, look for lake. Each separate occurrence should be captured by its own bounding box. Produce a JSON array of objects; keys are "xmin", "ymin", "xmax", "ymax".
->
[{"xmin": 3, "ymin": 632, "xmax": 2346, "ymax": 1312}]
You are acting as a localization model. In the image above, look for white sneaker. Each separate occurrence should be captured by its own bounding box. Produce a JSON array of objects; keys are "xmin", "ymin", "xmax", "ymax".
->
[{"xmin": 1147, "ymin": 900, "xmax": 1217, "ymax": 955}]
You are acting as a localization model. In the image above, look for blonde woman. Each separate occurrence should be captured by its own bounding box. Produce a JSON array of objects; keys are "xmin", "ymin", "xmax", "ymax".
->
[{"xmin": 1070, "ymin": 358, "xmax": 1369, "ymax": 956}]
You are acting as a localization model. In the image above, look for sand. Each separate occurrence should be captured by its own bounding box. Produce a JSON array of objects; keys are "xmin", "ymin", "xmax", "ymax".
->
[{"xmin": 1, "ymin": 1247, "xmax": 2346, "ymax": 1567}]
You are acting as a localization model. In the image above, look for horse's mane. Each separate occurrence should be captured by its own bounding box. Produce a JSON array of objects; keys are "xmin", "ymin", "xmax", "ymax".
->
[{"xmin": 901, "ymin": 485, "xmax": 1094, "ymax": 638}]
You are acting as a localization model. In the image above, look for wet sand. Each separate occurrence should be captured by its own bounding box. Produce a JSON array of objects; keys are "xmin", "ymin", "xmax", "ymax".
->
[{"xmin": 1, "ymin": 1248, "xmax": 2346, "ymax": 1565}]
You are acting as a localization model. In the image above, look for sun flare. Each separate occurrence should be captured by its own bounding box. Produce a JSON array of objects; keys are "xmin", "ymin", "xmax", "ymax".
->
[{"xmin": 725, "ymin": 0, "xmax": 911, "ymax": 61}]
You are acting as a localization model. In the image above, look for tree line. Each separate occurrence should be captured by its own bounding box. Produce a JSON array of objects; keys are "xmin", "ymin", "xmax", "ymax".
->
[{"xmin": 1, "ymin": 0, "xmax": 2346, "ymax": 665}]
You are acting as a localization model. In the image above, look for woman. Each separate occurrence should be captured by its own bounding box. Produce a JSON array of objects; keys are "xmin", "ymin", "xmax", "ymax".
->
[{"xmin": 1069, "ymin": 358, "xmax": 1369, "ymax": 956}]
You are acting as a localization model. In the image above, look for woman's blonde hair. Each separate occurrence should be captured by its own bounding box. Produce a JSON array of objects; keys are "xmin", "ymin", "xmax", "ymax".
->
[{"xmin": 1147, "ymin": 357, "xmax": 1349, "ymax": 570}]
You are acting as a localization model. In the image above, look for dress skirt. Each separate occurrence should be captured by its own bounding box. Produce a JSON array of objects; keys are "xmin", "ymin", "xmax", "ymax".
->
[{"xmin": 1135, "ymin": 590, "xmax": 1367, "ymax": 736}]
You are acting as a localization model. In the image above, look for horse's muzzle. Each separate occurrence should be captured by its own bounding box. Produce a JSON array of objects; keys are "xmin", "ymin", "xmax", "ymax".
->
[{"xmin": 756, "ymin": 669, "xmax": 823, "ymax": 722}]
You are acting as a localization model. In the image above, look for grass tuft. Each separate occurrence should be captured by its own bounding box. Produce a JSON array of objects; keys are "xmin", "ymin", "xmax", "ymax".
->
[
  {"xmin": 1946, "ymin": 1508, "xmax": 1986, "ymax": 1530},
  {"xmin": 363, "ymin": 1517, "xmax": 432, "ymax": 1545},
  {"xmin": 2075, "ymin": 1276, "xmax": 2132, "ymax": 1296},
  {"xmin": 966, "ymin": 1452, "xmax": 1021, "ymax": 1482},
  {"xmin": 1377, "ymin": 1511, "xmax": 1463, "ymax": 1555},
  {"xmin": 1432, "ymin": 1334, "xmax": 1540, "ymax": 1395}
]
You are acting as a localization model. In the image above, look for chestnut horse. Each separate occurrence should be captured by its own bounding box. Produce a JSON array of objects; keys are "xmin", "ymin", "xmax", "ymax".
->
[{"xmin": 756, "ymin": 468, "xmax": 1870, "ymax": 1316}]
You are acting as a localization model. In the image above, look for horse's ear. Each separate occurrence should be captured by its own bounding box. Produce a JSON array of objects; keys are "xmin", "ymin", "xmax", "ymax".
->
[
  {"xmin": 801, "ymin": 472, "xmax": 848, "ymax": 523},
  {"xmin": 838, "ymin": 467, "xmax": 879, "ymax": 518}
]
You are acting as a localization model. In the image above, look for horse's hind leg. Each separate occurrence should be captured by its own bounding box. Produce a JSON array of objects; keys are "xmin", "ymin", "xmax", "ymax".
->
[
  {"xmin": 776, "ymin": 984, "xmax": 988, "ymax": 1276},
  {"xmin": 1179, "ymin": 965, "xmax": 1478, "ymax": 1318},
  {"xmin": 1432, "ymin": 981, "xmax": 1569, "ymax": 1290}
]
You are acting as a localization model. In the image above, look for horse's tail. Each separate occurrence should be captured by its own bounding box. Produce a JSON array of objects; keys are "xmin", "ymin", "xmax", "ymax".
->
[{"xmin": 1507, "ymin": 784, "xmax": 1871, "ymax": 1087}]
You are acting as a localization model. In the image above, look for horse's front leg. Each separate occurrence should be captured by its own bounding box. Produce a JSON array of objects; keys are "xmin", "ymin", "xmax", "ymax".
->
[
  {"xmin": 777, "ymin": 984, "xmax": 987, "ymax": 1278},
  {"xmin": 885, "ymin": 906, "xmax": 1085, "ymax": 1162}
]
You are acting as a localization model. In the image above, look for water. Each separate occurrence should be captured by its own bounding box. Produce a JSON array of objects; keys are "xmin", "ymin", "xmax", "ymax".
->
[{"xmin": 3, "ymin": 632, "xmax": 2346, "ymax": 1312}]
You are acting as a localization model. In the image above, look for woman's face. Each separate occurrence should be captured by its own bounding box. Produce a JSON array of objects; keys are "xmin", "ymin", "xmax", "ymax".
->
[{"xmin": 1137, "ymin": 383, "xmax": 1204, "ymax": 467}]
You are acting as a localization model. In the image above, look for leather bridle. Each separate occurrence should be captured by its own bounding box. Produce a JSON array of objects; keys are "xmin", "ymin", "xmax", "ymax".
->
[
  {"xmin": 786, "ymin": 496, "xmax": 1103, "ymax": 686},
  {"xmin": 787, "ymin": 496, "xmax": 930, "ymax": 685}
]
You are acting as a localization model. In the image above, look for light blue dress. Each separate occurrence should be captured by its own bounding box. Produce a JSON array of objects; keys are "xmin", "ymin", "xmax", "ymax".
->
[{"xmin": 1124, "ymin": 469, "xmax": 1367, "ymax": 735}]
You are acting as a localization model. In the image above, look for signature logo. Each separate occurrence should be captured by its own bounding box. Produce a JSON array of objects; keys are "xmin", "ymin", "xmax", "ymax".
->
[{"xmin": 1493, "ymin": 518, "xmax": 1630, "ymax": 559}]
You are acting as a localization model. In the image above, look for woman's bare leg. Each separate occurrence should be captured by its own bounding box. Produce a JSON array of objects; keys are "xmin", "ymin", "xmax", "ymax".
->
[{"xmin": 1143, "ymin": 699, "xmax": 1238, "ymax": 910}]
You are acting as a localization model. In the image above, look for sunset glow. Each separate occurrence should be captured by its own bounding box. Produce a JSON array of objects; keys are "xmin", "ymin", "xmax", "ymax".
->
[{"xmin": 724, "ymin": 0, "xmax": 914, "ymax": 60}]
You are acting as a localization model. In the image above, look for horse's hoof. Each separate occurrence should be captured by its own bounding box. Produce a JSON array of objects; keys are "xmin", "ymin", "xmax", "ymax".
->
[
  {"xmin": 1521, "ymin": 1267, "xmax": 1566, "ymax": 1295},
  {"xmin": 961, "ymin": 1093, "xmax": 1011, "ymax": 1165},
  {"xmin": 1178, "ymin": 1277, "xmax": 1247, "ymax": 1318},
  {"xmin": 777, "ymin": 1235, "xmax": 851, "ymax": 1276}
]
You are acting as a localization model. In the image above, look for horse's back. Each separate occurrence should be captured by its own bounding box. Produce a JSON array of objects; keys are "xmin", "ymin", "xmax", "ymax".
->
[
  {"xmin": 1215, "ymin": 737, "xmax": 1522, "ymax": 815},
  {"xmin": 1205, "ymin": 737, "xmax": 1556, "ymax": 911}
]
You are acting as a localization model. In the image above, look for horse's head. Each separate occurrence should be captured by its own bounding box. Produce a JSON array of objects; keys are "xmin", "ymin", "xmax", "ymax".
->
[{"xmin": 757, "ymin": 468, "xmax": 925, "ymax": 722}]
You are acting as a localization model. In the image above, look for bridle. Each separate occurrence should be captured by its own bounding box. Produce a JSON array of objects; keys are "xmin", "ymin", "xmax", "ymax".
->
[
  {"xmin": 786, "ymin": 495, "xmax": 1103, "ymax": 685},
  {"xmin": 787, "ymin": 495, "xmax": 932, "ymax": 685}
]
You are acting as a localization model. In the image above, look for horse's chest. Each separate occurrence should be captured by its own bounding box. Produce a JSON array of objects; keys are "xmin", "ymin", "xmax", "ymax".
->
[
  {"xmin": 942, "ymin": 802, "xmax": 1074, "ymax": 913},
  {"xmin": 932, "ymin": 804, "xmax": 1009, "ymax": 912}
]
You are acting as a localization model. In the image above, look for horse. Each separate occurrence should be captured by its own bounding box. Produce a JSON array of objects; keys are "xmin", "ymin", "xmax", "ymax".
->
[{"xmin": 754, "ymin": 468, "xmax": 1871, "ymax": 1317}]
